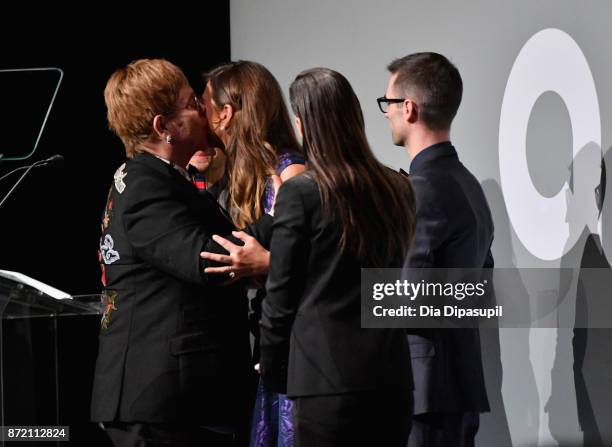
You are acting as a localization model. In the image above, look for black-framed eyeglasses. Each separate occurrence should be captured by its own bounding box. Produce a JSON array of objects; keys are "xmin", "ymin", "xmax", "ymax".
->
[{"xmin": 377, "ymin": 96, "xmax": 405, "ymax": 113}]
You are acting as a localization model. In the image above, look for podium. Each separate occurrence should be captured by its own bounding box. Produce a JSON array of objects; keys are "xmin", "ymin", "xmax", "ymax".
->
[{"xmin": 0, "ymin": 271, "xmax": 110, "ymax": 446}]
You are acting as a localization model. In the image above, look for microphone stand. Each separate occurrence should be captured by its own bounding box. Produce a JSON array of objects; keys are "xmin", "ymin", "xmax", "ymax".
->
[
  {"xmin": 0, "ymin": 160, "xmax": 45, "ymax": 210},
  {"xmin": 0, "ymin": 166, "xmax": 30, "ymax": 182}
]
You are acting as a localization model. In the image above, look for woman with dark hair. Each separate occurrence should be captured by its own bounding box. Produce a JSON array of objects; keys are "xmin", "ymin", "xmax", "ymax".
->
[
  {"xmin": 202, "ymin": 60, "xmax": 304, "ymax": 447},
  {"xmin": 260, "ymin": 68, "xmax": 416, "ymax": 446}
]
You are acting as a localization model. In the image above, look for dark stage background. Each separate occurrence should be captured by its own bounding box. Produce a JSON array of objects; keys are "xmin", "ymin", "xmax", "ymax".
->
[
  {"xmin": 0, "ymin": 6, "xmax": 230, "ymax": 293},
  {"xmin": 0, "ymin": 6, "xmax": 231, "ymax": 446}
]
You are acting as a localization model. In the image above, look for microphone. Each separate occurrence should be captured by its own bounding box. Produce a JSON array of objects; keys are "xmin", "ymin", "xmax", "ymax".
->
[
  {"xmin": 0, "ymin": 154, "xmax": 64, "ymax": 209},
  {"xmin": 38, "ymin": 154, "xmax": 64, "ymax": 167}
]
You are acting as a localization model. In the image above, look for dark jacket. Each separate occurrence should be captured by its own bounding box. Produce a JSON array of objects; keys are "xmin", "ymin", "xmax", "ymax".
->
[
  {"xmin": 403, "ymin": 141, "xmax": 493, "ymax": 414},
  {"xmin": 260, "ymin": 174, "xmax": 413, "ymax": 397},
  {"xmin": 91, "ymin": 152, "xmax": 271, "ymax": 427}
]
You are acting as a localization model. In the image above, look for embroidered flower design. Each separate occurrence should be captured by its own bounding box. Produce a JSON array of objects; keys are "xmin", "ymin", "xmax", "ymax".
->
[
  {"xmin": 114, "ymin": 163, "xmax": 127, "ymax": 194},
  {"xmin": 101, "ymin": 290, "xmax": 118, "ymax": 330},
  {"xmin": 100, "ymin": 234, "xmax": 120, "ymax": 265}
]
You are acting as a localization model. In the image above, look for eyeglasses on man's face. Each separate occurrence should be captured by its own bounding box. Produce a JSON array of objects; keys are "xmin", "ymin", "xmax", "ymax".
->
[
  {"xmin": 182, "ymin": 94, "xmax": 203, "ymax": 113},
  {"xmin": 376, "ymin": 96, "xmax": 406, "ymax": 113},
  {"xmin": 165, "ymin": 94, "xmax": 203, "ymax": 116}
]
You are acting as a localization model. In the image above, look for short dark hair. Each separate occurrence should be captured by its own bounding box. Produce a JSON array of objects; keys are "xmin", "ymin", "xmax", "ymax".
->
[{"xmin": 387, "ymin": 52, "xmax": 462, "ymax": 131}]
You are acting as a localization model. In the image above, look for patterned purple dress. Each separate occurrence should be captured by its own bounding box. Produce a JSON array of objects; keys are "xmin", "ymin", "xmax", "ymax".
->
[{"xmin": 250, "ymin": 151, "xmax": 304, "ymax": 447}]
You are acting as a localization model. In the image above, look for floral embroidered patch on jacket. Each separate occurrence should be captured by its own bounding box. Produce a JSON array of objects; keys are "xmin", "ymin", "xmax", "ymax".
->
[{"xmin": 101, "ymin": 290, "xmax": 118, "ymax": 330}]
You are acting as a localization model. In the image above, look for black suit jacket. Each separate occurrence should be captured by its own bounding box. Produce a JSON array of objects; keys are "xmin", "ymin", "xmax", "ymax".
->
[
  {"xmin": 91, "ymin": 152, "xmax": 271, "ymax": 427},
  {"xmin": 260, "ymin": 174, "xmax": 413, "ymax": 397},
  {"xmin": 403, "ymin": 142, "xmax": 493, "ymax": 415}
]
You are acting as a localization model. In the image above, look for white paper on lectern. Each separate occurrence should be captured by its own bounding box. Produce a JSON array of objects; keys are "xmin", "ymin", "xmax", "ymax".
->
[{"xmin": 0, "ymin": 270, "xmax": 71, "ymax": 299}]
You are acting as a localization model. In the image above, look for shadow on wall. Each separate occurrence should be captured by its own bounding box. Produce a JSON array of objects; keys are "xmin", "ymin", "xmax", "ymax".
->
[
  {"xmin": 480, "ymin": 178, "xmax": 537, "ymax": 447},
  {"xmin": 546, "ymin": 141, "xmax": 601, "ymax": 446},
  {"xmin": 557, "ymin": 144, "xmax": 612, "ymax": 447},
  {"xmin": 484, "ymin": 134, "xmax": 612, "ymax": 445}
]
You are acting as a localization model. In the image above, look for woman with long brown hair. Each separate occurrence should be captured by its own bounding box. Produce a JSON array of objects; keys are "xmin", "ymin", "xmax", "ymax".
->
[
  {"xmin": 203, "ymin": 60, "xmax": 304, "ymax": 225},
  {"xmin": 260, "ymin": 68, "xmax": 416, "ymax": 446},
  {"xmin": 202, "ymin": 60, "xmax": 304, "ymax": 447}
]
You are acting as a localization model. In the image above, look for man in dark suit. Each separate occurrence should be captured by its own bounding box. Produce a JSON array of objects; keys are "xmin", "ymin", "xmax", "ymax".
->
[
  {"xmin": 381, "ymin": 52, "xmax": 493, "ymax": 447},
  {"xmin": 92, "ymin": 59, "xmax": 271, "ymax": 447}
]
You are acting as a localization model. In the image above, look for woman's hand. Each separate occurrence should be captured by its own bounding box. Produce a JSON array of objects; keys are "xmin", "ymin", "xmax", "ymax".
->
[{"xmin": 200, "ymin": 231, "xmax": 270, "ymax": 282}]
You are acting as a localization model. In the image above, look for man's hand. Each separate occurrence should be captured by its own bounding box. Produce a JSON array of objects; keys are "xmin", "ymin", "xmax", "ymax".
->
[{"xmin": 200, "ymin": 231, "xmax": 270, "ymax": 282}]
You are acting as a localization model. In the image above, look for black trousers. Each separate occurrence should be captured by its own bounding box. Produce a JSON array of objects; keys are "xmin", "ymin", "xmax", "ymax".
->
[
  {"xmin": 293, "ymin": 389, "xmax": 412, "ymax": 447},
  {"xmin": 407, "ymin": 412, "xmax": 480, "ymax": 447},
  {"xmin": 103, "ymin": 422, "xmax": 236, "ymax": 447}
]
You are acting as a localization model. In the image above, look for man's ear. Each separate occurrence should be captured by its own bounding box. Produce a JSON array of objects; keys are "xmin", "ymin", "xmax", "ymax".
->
[
  {"xmin": 404, "ymin": 99, "xmax": 418, "ymax": 124},
  {"xmin": 152, "ymin": 115, "xmax": 167, "ymax": 140}
]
